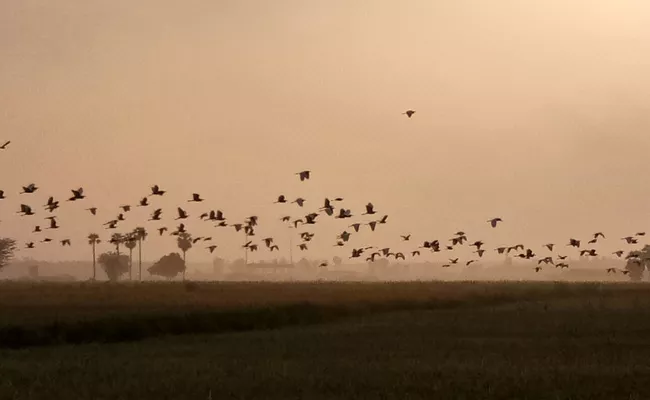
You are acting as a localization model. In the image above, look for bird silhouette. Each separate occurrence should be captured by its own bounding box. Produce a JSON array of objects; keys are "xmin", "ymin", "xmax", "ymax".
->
[
  {"xmin": 44, "ymin": 197, "xmax": 59, "ymax": 212},
  {"xmin": 612, "ymin": 250, "xmax": 624, "ymax": 258},
  {"xmin": 362, "ymin": 203, "xmax": 376, "ymax": 215},
  {"xmin": 87, "ymin": 207, "xmax": 98, "ymax": 216},
  {"xmin": 68, "ymin": 188, "xmax": 85, "ymax": 201},
  {"xmin": 150, "ymin": 185, "xmax": 166, "ymax": 196},
  {"xmin": 120, "ymin": 205, "xmax": 131, "ymax": 212},
  {"xmin": 176, "ymin": 207, "xmax": 188, "ymax": 220},
  {"xmin": 401, "ymin": 234, "xmax": 411, "ymax": 241},
  {"xmin": 0, "ymin": 190, "xmax": 5, "ymax": 199},
  {"xmin": 297, "ymin": 170, "xmax": 311, "ymax": 181},
  {"xmin": 21, "ymin": 184, "xmax": 38, "ymax": 194},
  {"xmin": 158, "ymin": 227, "xmax": 168, "ymax": 236},
  {"xmin": 402, "ymin": 110, "xmax": 415, "ymax": 118},
  {"xmin": 207, "ymin": 245, "xmax": 217, "ymax": 253},
  {"xmin": 622, "ymin": 236, "xmax": 638, "ymax": 244},
  {"xmin": 568, "ymin": 238, "xmax": 580, "ymax": 248},
  {"xmin": 292, "ymin": 198, "xmax": 306, "ymax": 207},
  {"xmin": 275, "ymin": 195, "xmax": 287, "ymax": 204},
  {"xmin": 349, "ymin": 223, "xmax": 361, "ymax": 232},
  {"xmin": 0, "ymin": 141, "xmax": 10, "ymax": 149},
  {"xmin": 545, "ymin": 244, "xmax": 555, "ymax": 251},
  {"xmin": 138, "ymin": 197, "xmax": 149, "ymax": 207},
  {"xmin": 189, "ymin": 193, "xmax": 203, "ymax": 202},
  {"xmin": 488, "ymin": 218, "xmax": 502, "ymax": 228},
  {"xmin": 18, "ymin": 204, "xmax": 34, "ymax": 216}
]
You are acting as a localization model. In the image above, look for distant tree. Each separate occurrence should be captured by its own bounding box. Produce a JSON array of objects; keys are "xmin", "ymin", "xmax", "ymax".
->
[
  {"xmin": 133, "ymin": 227, "xmax": 147, "ymax": 281},
  {"xmin": 87, "ymin": 233, "xmax": 101, "ymax": 280},
  {"xmin": 626, "ymin": 245, "xmax": 650, "ymax": 282},
  {"xmin": 124, "ymin": 233, "xmax": 137, "ymax": 281},
  {"xmin": 148, "ymin": 252, "xmax": 185, "ymax": 280},
  {"xmin": 109, "ymin": 233, "xmax": 125, "ymax": 256},
  {"xmin": 177, "ymin": 232, "xmax": 193, "ymax": 281},
  {"xmin": 98, "ymin": 252, "xmax": 129, "ymax": 282},
  {"xmin": 0, "ymin": 238, "xmax": 17, "ymax": 271}
]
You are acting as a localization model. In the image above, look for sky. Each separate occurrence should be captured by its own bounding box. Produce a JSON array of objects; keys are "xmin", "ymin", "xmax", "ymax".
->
[{"xmin": 1, "ymin": 0, "xmax": 650, "ymax": 265}]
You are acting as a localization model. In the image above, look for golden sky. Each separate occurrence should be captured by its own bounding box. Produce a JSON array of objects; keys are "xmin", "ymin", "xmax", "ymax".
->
[{"xmin": 1, "ymin": 1, "xmax": 650, "ymax": 263}]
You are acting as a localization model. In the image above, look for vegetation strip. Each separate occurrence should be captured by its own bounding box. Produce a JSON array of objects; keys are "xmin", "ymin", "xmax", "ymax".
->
[{"xmin": 0, "ymin": 289, "xmax": 594, "ymax": 349}]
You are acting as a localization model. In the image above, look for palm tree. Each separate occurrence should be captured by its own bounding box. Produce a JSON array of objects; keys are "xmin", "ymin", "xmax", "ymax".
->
[
  {"xmin": 87, "ymin": 233, "xmax": 100, "ymax": 281},
  {"xmin": 124, "ymin": 233, "xmax": 137, "ymax": 281},
  {"xmin": 177, "ymin": 232, "xmax": 192, "ymax": 281},
  {"xmin": 133, "ymin": 227, "xmax": 147, "ymax": 282},
  {"xmin": 110, "ymin": 233, "xmax": 125, "ymax": 256}
]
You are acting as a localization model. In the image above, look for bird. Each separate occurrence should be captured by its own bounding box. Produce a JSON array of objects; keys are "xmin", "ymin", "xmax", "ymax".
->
[
  {"xmin": 606, "ymin": 268, "xmax": 617, "ymax": 274},
  {"xmin": 297, "ymin": 170, "xmax": 311, "ymax": 181},
  {"xmin": 318, "ymin": 262, "xmax": 328, "ymax": 268},
  {"xmin": 363, "ymin": 203, "xmax": 376, "ymax": 215},
  {"xmin": 150, "ymin": 185, "xmax": 166, "ymax": 196},
  {"xmin": 298, "ymin": 243, "xmax": 308, "ymax": 251},
  {"xmin": 25, "ymin": 242, "xmax": 34, "ymax": 249},
  {"xmin": 275, "ymin": 195, "xmax": 287, "ymax": 204},
  {"xmin": 158, "ymin": 227, "xmax": 168, "ymax": 236},
  {"xmin": 545, "ymin": 244, "xmax": 555, "ymax": 251},
  {"xmin": 568, "ymin": 238, "xmax": 580, "ymax": 248},
  {"xmin": 292, "ymin": 198, "xmax": 306, "ymax": 207},
  {"xmin": 349, "ymin": 223, "xmax": 361, "ymax": 232},
  {"xmin": 496, "ymin": 247, "xmax": 507, "ymax": 254},
  {"xmin": 46, "ymin": 217, "xmax": 59, "ymax": 229},
  {"xmin": 44, "ymin": 197, "xmax": 59, "ymax": 212},
  {"xmin": 475, "ymin": 249, "xmax": 485, "ymax": 258},
  {"xmin": 176, "ymin": 207, "xmax": 188, "ymax": 220},
  {"xmin": 20, "ymin": 184, "xmax": 38, "ymax": 194},
  {"xmin": 281, "ymin": 216, "xmax": 291, "ymax": 222},
  {"xmin": 138, "ymin": 197, "xmax": 149, "ymax": 207},
  {"xmin": 367, "ymin": 221, "xmax": 378, "ymax": 231},
  {"xmin": 533, "ymin": 267, "xmax": 542, "ymax": 272},
  {"xmin": 636, "ymin": 232, "xmax": 646, "ymax": 237},
  {"xmin": 402, "ymin": 110, "xmax": 415, "ymax": 118},
  {"xmin": 466, "ymin": 260, "xmax": 477, "ymax": 266},
  {"xmin": 557, "ymin": 255, "xmax": 568, "ymax": 260},
  {"xmin": 120, "ymin": 205, "xmax": 131, "ymax": 212},
  {"xmin": 377, "ymin": 215, "xmax": 388, "ymax": 224},
  {"xmin": 60, "ymin": 239, "xmax": 71, "ymax": 246},
  {"xmin": 622, "ymin": 236, "xmax": 638, "ymax": 244},
  {"xmin": 411, "ymin": 251, "xmax": 420, "ymax": 257},
  {"xmin": 18, "ymin": 204, "xmax": 34, "ymax": 216},
  {"xmin": 0, "ymin": 190, "xmax": 4, "ymax": 199},
  {"xmin": 263, "ymin": 238, "xmax": 274, "ymax": 247},
  {"xmin": 612, "ymin": 250, "xmax": 624, "ymax": 258},
  {"xmin": 269, "ymin": 245, "xmax": 279, "ymax": 252},
  {"xmin": 87, "ymin": 207, "xmax": 98, "ymax": 216},
  {"xmin": 0, "ymin": 141, "xmax": 10, "ymax": 149},
  {"xmin": 450, "ymin": 258, "xmax": 459, "ymax": 264},
  {"xmin": 33, "ymin": 226, "xmax": 41, "ymax": 233},
  {"xmin": 149, "ymin": 209, "xmax": 163, "ymax": 221},
  {"xmin": 401, "ymin": 234, "xmax": 411, "ymax": 241},
  {"xmin": 470, "ymin": 241, "xmax": 484, "ymax": 250},
  {"xmin": 68, "ymin": 188, "xmax": 85, "ymax": 201},
  {"xmin": 488, "ymin": 218, "xmax": 502, "ymax": 228},
  {"xmin": 594, "ymin": 232, "xmax": 606, "ymax": 239},
  {"xmin": 189, "ymin": 193, "xmax": 203, "ymax": 202},
  {"xmin": 207, "ymin": 245, "xmax": 217, "ymax": 253},
  {"xmin": 117, "ymin": 213, "xmax": 125, "ymax": 221}
]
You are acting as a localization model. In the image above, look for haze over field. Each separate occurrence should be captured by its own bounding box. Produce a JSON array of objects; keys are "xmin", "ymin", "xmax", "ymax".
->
[{"xmin": 1, "ymin": 1, "xmax": 650, "ymax": 263}]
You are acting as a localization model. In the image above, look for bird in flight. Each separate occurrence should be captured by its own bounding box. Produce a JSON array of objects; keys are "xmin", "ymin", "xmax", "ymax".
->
[
  {"xmin": 68, "ymin": 188, "xmax": 85, "ymax": 201},
  {"xmin": 21, "ymin": 184, "xmax": 38, "ymax": 194},
  {"xmin": 363, "ymin": 203, "xmax": 376, "ymax": 215},
  {"xmin": 275, "ymin": 195, "xmax": 287, "ymax": 204},
  {"xmin": 297, "ymin": 170, "xmax": 311, "ymax": 181},
  {"xmin": 488, "ymin": 218, "xmax": 502, "ymax": 228},
  {"xmin": 87, "ymin": 207, "xmax": 97, "ymax": 216},
  {"xmin": 402, "ymin": 110, "xmax": 415, "ymax": 118},
  {"xmin": 189, "ymin": 193, "xmax": 203, "ymax": 202},
  {"xmin": 0, "ymin": 141, "xmax": 10, "ymax": 150},
  {"xmin": 150, "ymin": 185, "xmax": 166, "ymax": 196},
  {"xmin": 401, "ymin": 234, "xmax": 411, "ymax": 241}
]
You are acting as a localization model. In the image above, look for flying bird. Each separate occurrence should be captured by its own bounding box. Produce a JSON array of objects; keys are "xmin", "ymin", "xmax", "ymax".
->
[
  {"xmin": 402, "ymin": 110, "xmax": 415, "ymax": 118},
  {"xmin": 297, "ymin": 170, "xmax": 311, "ymax": 181},
  {"xmin": 21, "ymin": 184, "xmax": 38, "ymax": 194},
  {"xmin": 150, "ymin": 185, "xmax": 166, "ymax": 196},
  {"xmin": 0, "ymin": 141, "xmax": 10, "ymax": 149},
  {"xmin": 189, "ymin": 193, "xmax": 203, "ymax": 202},
  {"xmin": 488, "ymin": 218, "xmax": 502, "ymax": 228},
  {"xmin": 68, "ymin": 188, "xmax": 85, "ymax": 201}
]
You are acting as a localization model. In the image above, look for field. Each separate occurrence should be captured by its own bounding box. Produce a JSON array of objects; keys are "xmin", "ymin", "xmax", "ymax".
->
[{"xmin": 2, "ymin": 281, "xmax": 650, "ymax": 399}]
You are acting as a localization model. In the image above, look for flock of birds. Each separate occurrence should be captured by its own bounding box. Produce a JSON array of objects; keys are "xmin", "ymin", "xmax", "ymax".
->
[{"xmin": 0, "ymin": 132, "xmax": 647, "ymax": 275}]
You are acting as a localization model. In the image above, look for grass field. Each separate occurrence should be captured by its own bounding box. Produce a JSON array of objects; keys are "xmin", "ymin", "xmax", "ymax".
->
[{"xmin": 2, "ymin": 281, "xmax": 650, "ymax": 399}]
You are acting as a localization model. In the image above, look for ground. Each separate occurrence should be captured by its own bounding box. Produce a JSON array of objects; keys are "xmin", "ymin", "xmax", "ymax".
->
[{"xmin": 1, "ymin": 281, "xmax": 650, "ymax": 399}]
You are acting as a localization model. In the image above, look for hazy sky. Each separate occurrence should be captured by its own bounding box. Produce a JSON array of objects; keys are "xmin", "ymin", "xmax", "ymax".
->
[{"xmin": 1, "ymin": 1, "xmax": 650, "ymax": 264}]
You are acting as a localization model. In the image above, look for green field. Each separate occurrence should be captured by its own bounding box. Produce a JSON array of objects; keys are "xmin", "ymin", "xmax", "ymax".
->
[{"xmin": 1, "ymin": 281, "xmax": 650, "ymax": 399}]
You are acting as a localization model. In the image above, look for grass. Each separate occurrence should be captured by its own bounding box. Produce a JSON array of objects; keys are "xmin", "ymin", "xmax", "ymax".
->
[
  {"xmin": 2, "ymin": 282, "xmax": 650, "ymax": 399},
  {"xmin": 0, "ymin": 281, "xmax": 633, "ymax": 348}
]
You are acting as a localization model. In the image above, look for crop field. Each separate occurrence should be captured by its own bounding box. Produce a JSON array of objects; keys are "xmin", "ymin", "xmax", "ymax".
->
[{"xmin": 2, "ymin": 281, "xmax": 650, "ymax": 399}]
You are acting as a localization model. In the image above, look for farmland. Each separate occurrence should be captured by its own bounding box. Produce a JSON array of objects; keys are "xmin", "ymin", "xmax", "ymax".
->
[{"xmin": 1, "ymin": 281, "xmax": 650, "ymax": 399}]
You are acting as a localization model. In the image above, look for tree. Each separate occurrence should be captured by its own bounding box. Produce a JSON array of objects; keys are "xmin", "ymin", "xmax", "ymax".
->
[
  {"xmin": 0, "ymin": 238, "xmax": 17, "ymax": 271},
  {"xmin": 98, "ymin": 252, "xmax": 129, "ymax": 282},
  {"xmin": 148, "ymin": 252, "xmax": 185, "ymax": 280},
  {"xmin": 124, "ymin": 233, "xmax": 137, "ymax": 281},
  {"xmin": 177, "ymin": 232, "xmax": 192, "ymax": 281},
  {"xmin": 87, "ymin": 233, "xmax": 101, "ymax": 281},
  {"xmin": 133, "ymin": 227, "xmax": 147, "ymax": 281},
  {"xmin": 109, "ymin": 233, "xmax": 125, "ymax": 256},
  {"xmin": 626, "ymin": 245, "xmax": 650, "ymax": 282}
]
